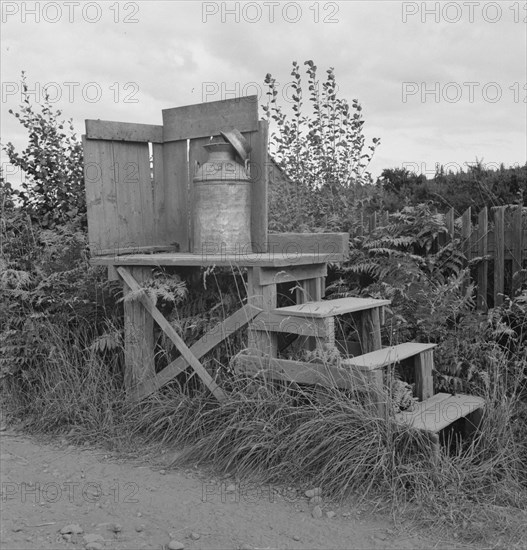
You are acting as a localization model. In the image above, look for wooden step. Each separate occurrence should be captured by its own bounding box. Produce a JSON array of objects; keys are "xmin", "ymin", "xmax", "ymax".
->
[
  {"xmin": 342, "ymin": 342, "xmax": 437, "ymax": 372},
  {"xmin": 273, "ymin": 297, "xmax": 391, "ymax": 319},
  {"xmin": 395, "ymin": 392, "xmax": 485, "ymax": 433}
]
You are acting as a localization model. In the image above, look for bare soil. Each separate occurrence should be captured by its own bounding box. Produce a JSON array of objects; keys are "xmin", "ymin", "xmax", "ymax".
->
[{"xmin": 1, "ymin": 428, "xmax": 479, "ymax": 550}]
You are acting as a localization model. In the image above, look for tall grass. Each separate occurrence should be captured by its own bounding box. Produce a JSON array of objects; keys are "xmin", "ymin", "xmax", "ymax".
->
[
  {"xmin": 1, "ymin": 311, "xmax": 526, "ymax": 548},
  {"xmin": 1, "ymin": 320, "xmax": 131, "ymax": 448}
]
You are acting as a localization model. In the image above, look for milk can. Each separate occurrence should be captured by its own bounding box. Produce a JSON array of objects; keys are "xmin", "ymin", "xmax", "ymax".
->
[{"xmin": 192, "ymin": 133, "xmax": 252, "ymax": 255}]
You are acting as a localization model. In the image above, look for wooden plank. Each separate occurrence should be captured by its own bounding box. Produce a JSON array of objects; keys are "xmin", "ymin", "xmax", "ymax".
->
[
  {"xmin": 395, "ymin": 393, "xmax": 485, "ymax": 433},
  {"xmin": 122, "ymin": 267, "xmax": 155, "ymax": 391},
  {"xmin": 136, "ymin": 304, "xmax": 261, "ymax": 399},
  {"xmin": 494, "ymin": 207, "xmax": 505, "ymax": 306},
  {"xmin": 112, "ymin": 141, "xmax": 155, "ymax": 250},
  {"xmin": 96, "ymin": 245, "xmax": 177, "ymax": 256},
  {"xmin": 256, "ymin": 264, "xmax": 327, "ymax": 286},
  {"xmin": 84, "ymin": 138, "xmax": 121, "ymax": 255},
  {"xmin": 446, "ymin": 208, "xmax": 455, "ymax": 240},
  {"xmin": 250, "ymin": 312, "xmax": 333, "ymax": 338},
  {"xmin": 247, "ymin": 120, "xmax": 268, "ymax": 253},
  {"xmin": 511, "ymin": 206, "xmax": 523, "ymax": 296},
  {"xmin": 357, "ymin": 211, "xmax": 364, "ymax": 237},
  {"xmin": 415, "ymin": 349, "xmax": 434, "ymax": 401},
  {"xmin": 83, "ymin": 135, "xmax": 104, "ymax": 254},
  {"xmin": 152, "ymin": 143, "xmax": 167, "ymax": 245},
  {"xmin": 343, "ymin": 343, "xmax": 437, "ymax": 371},
  {"xmin": 461, "ymin": 207, "xmax": 472, "ymax": 260},
  {"xmin": 267, "ymin": 232, "xmax": 349, "ymax": 260},
  {"xmin": 247, "ymin": 267, "xmax": 277, "ymax": 357},
  {"xmin": 162, "ymin": 96, "xmax": 259, "ymax": 142},
  {"xmin": 85, "ymin": 120, "xmax": 163, "ymax": 143},
  {"xmin": 89, "ymin": 252, "xmax": 347, "ymax": 268},
  {"xmin": 233, "ymin": 354, "xmax": 369, "ymax": 391},
  {"xmin": 162, "ymin": 140, "xmax": 190, "ymax": 252},
  {"xmin": 369, "ymin": 211, "xmax": 377, "ymax": 232},
  {"xmin": 477, "ymin": 207, "xmax": 489, "ymax": 311},
  {"xmin": 117, "ymin": 267, "xmax": 227, "ymax": 400},
  {"xmin": 275, "ymin": 297, "xmax": 391, "ymax": 318}
]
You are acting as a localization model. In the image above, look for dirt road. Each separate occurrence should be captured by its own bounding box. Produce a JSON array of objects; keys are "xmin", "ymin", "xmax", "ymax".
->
[{"xmin": 1, "ymin": 429, "xmax": 467, "ymax": 550}]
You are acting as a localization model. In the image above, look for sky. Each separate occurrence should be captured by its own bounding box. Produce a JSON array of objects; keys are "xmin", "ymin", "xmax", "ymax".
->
[{"xmin": 1, "ymin": 0, "xmax": 526, "ymax": 185}]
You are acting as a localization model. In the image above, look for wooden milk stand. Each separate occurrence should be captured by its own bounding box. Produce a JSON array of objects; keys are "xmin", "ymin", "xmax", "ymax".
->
[{"xmin": 83, "ymin": 96, "xmax": 484, "ymax": 457}]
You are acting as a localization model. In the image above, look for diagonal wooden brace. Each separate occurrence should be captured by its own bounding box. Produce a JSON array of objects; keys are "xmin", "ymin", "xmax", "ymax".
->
[
  {"xmin": 135, "ymin": 303, "xmax": 262, "ymax": 400},
  {"xmin": 117, "ymin": 266, "xmax": 227, "ymax": 401}
]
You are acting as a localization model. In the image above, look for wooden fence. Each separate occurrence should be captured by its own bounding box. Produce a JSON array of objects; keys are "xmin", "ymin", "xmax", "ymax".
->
[{"xmin": 357, "ymin": 205, "xmax": 527, "ymax": 310}]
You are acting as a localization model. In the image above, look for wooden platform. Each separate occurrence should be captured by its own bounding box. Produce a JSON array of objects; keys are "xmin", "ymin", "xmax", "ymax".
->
[
  {"xmin": 274, "ymin": 297, "xmax": 391, "ymax": 318},
  {"xmin": 343, "ymin": 342, "xmax": 437, "ymax": 371},
  {"xmin": 90, "ymin": 251, "xmax": 346, "ymax": 268},
  {"xmin": 395, "ymin": 392, "xmax": 485, "ymax": 433}
]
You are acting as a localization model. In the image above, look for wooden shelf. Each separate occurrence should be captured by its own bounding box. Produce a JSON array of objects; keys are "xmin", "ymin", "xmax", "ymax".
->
[
  {"xmin": 343, "ymin": 342, "xmax": 436, "ymax": 371},
  {"xmin": 395, "ymin": 392, "xmax": 485, "ymax": 433},
  {"xmin": 90, "ymin": 251, "xmax": 346, "ymax": 268},
  {"xmin": 274, "ymin": 297, "xmax": 391, "ymax": 318}
]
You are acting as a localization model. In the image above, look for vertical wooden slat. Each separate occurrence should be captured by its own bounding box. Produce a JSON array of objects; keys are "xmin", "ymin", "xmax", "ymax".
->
[
  {"xmin": 415, "ymin": 350, "xmax": 434, "ymax": 401},
  {"xmin": 152, "ymin": 143, "xmax": 165, "ymax": 245},
  {"xmin": 461, "ymin": 207, "xmax": 472, "ymax": 260},
  {"xmin": 446, "ymin": 208, "xmax": 455, "ymax": 240},
  {"xmin": 357, "ymin": 210, "xmax": 364, "ymax": 237},
  {"xmin": 461, "ymin": 207, "xmax": 472, "ymax": 292},
  {"xmin": 162, "ymin": 140, "xmax": 189, "ymax": 252},
  {"xmin": 494, "ymin": 207, "xmax": 505, "ymax": 306},
  {"xmin": 511, "ymin": 206, "xmax": 523, "ymax": 296},
  {"xmin": 361, "ymin": 308, "xmax": 382, "ymax": 353},
  {"xmin": 82, "ymin": 136, "xmax": 104, "ymax": 254},
  {"xmin": 477, "ymin": 207, "xmax": 489, "ymax": 311},
  {"xmin": 113, "ymin": 141, "xmax": 153, "ymax": 250},
  {"xmin": 369, "ymin": 212, "xmax": 377, "ymax": 232},
  {"xmin": 247, "ymin": 268, "xmax": 277, "ymax": 357},
  {"xmin": 123, "ymin": 266, "xmax": 155, "ymax": 391},
  {"xmin": 246, "ymin": 120, "xmax": 269, "ymax": 253}
]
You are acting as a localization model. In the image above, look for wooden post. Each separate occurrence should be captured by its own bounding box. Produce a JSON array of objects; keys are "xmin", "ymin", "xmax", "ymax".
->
[
  {"xmin": 461, "ymin": 207, "xmax": 472, "ymax": 292},
  {"xmin": 415, "ymin": 350, "xmax": 434, "ymax": 401},
  {"xmin": 123, "ymin": 266, "xmax": 155, "ymax": 392},
  {"xmin": 247, "ymin": 268, "xmax": 277, "ymax": 357},
  {"xmin": 357, "ymin": 211, "xmax": 364, "ymax": 237},
  {"xmin": 360, "ymin": 307, "xmax": 382, "ymax": 353},
  {"xmin": 494, "ymin": 207, "xmax": 505, "ymax": 307},
  {"xmin": 477, "ymin": 207, "xmax": 488, "ymax": 311},
  {"xmin": 367, "ymin": 369, "xmax": 386, "ymax": 419},
  {"xmin": 361, "ymin": 307, "xmax": 384, "ymax": 416},
  {"xmin": 295, "ymin": 276, "xmax": 325, "ymax": 351},
  {"xmin": 511, "ymin": 206, "xmax": 523, "ymax": 297}
]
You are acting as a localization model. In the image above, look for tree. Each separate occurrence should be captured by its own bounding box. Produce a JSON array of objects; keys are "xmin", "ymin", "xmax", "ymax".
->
[
  {"xmin": 263, "ymin": 61, "xmax": 380, "ymax": 231},
  {"xmin": 2, "ymin": 72, "xmax": 85, "ymax": 229}
]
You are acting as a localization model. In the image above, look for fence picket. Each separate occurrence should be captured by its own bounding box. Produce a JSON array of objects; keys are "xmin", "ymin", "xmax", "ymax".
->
[
  {"xmin": 511, "ymin": 206, "xmax": 523, "ymax": 296},
  {"xmin": 477, "ymin": 207, "xmax": 488, "ymax": 310},
  {"xmin": 493, "ymin": 207, "xmax": 506, "ymax": 306}
]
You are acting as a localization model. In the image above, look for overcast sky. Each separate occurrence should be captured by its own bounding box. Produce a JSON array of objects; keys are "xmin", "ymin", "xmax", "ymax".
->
[{"xmin": 1, "ymin": 0, "xmax": 526, "ymax": 183}]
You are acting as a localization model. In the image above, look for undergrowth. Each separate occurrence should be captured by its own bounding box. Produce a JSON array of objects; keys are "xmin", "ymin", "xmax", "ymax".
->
[{"xmin": 1, "ymin": 70, "xmax": 526, "ymax": 549}]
